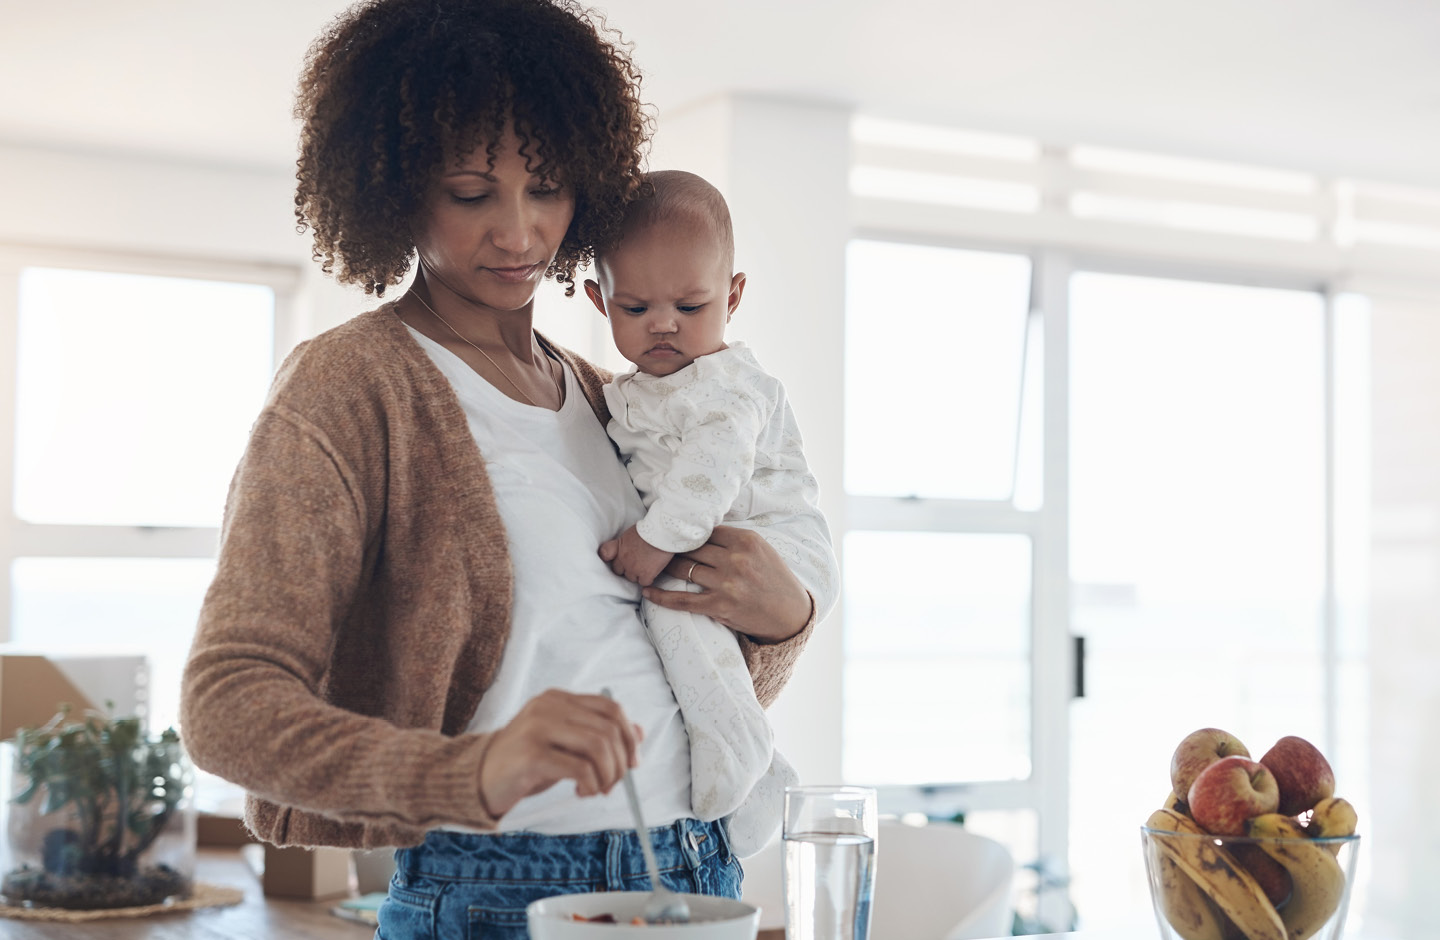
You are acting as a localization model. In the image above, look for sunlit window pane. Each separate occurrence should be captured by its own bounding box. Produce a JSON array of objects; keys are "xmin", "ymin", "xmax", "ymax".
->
[
  {"xmin": 845, "ymin": 241, "xmax": 1031, "ymax": 500},
  {"xmin": 10, "ymin": 557, "xmax": 216, "ymax": 734},
  {"xmin": 843, "ymin": 531, "xmax": 1031, "ymax": 784},
  {"xmin": 15, "ymin": 268, "xmax": 274, "ymax": 527},
  {"xmin": 1067, "ymin": 272, "xmax": 1327, "ymax": 932}
]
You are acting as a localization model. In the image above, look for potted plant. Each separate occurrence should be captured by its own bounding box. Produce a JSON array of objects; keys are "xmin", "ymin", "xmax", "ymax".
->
[{"xmin": 1, "ymin": 706, "xmax": 195, "ymax": 910}]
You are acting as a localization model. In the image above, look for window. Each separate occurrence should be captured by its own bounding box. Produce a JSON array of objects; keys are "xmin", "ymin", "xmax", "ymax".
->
[
  {"xmin": 1, "ymin": 259, "xmax": 290, "ymax": 735},
  {"xmin": 15, "ymin": 268, "xmax": 274, "ymax": 527},
  {"xmin": 844, "ymin": 240, "xmax": 1035, "ymax": 502},
  {"xmin": 1066, "ymin": 272, "xmax": 1334, "ymax": 928},
  {"xmin": 842, "ymin": 238, "xmax": 1047, "ymax": 798},
  {"xmin": 843, "ymin": 530, "xmax": 1032, "ymax": 784},
  {"xmin": 843, "ymin": 112, "xmax": 1426, "ymax": 936}
]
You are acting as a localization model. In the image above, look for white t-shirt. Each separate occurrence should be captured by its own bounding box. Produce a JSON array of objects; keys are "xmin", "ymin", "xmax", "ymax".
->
[{"xmin": 408, "ymin": 327, "xmax": 693, "ymax": 834}]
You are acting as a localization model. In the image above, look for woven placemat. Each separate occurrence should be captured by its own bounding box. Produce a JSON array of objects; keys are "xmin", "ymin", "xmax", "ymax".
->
[{"xmin": 0, "ymin": 882, "xmax": 245, "ymax": 922}]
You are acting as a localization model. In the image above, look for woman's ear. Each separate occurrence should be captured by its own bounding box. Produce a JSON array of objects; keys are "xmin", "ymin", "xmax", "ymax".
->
[
  {"xmin": 583, "ymin": 279, "xmax": 608, "ymax": 317},
  {"xmin": 726, "ymin": 272, "xmax": 747, "ymax": 321}
]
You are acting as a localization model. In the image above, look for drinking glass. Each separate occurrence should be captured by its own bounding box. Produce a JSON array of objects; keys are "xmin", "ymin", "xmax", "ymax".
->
[{"xmin": 782, "ymin": 785, "xmax": 878, "ymax": 940}]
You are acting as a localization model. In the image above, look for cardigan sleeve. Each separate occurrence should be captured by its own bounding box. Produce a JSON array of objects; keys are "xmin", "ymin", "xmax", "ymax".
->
[
  {"xmin": 735, "ymin": 594, "xmax": 819, "ymax": 709},
  {"xmin": 180, "ymin": 403, "xmax": 500, "ymax": 833}
]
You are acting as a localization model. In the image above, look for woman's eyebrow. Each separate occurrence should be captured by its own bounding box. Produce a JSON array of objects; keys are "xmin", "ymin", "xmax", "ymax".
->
[{"xmin": 442, "ymin": 169, "xmax": 497, "ymax": 181}]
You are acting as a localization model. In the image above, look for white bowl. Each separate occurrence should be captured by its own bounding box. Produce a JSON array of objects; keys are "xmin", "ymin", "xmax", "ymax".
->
[{"xmin": 527, "ymin": 891, "xmax": 760, "ymax": 940}]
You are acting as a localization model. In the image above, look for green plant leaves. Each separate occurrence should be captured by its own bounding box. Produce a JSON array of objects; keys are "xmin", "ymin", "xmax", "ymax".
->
[{"xmin": 9, "ymin": 708, "xmax": 190, "ymax": 877}]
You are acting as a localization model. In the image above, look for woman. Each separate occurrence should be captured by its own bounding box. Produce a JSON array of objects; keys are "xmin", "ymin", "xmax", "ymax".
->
[{"xmin": 179, "ymin": 1, "xmax": 831, "ymax": 936}]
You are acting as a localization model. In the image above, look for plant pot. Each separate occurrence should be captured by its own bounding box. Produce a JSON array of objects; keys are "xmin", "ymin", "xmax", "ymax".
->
[{"xmin": 1, "ymin": 716, "xmax": 196, "ymax": 910}]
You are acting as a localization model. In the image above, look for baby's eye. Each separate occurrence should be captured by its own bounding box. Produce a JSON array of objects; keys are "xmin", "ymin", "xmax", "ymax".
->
[
  {"xmin": 623, "ymin": 306, "xmax": 647, "ymax": 315},
  {"xmin": 677, "ymin": 305, "xmax": 703, "ymax": 314}
]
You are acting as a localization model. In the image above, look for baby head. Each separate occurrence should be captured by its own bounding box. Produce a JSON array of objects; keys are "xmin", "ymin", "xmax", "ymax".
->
[{"xmin": 584, "ymin": 170, "xmax": 745, "ymax": 376}]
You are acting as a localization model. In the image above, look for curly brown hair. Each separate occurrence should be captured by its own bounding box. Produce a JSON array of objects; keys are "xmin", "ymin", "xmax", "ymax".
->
[{"xmin": 293, "ymin": 0, "xmax": 651, "ymax": 296}]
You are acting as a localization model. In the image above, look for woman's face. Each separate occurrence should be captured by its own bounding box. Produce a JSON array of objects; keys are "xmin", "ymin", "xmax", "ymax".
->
[{"xmin": 414, "ymin": 129, "xmax": 576, "ymax": 312}]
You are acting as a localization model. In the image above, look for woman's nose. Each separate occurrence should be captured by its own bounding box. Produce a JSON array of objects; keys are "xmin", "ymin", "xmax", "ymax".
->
[{"xmin": 489, "ymin": 199, "xmax": 536, "ymax": 254}]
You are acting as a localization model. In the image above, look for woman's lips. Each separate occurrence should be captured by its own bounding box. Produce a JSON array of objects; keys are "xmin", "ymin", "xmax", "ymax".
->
[{"xmin": 483, "ymin": 262, "xmax": 545, "ymax": 283}]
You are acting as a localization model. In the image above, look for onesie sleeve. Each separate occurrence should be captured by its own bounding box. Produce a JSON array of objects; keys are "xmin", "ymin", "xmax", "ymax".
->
[{"xmin": 634, "ymin": 374, "xmax": 770, "ymax": 553}]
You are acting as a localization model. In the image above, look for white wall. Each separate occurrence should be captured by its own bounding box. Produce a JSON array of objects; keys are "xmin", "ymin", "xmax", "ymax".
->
[
  {"xmin": 650, "ymin": 94, "xmax": 852, "ymax": 787},
  {"xmin": 0, "ymin": 142, "xmax": 379, "ymax": 339},
  {"xmin": 1366, "ymin": 289, "xmax": 1440, "ymax": 940}
]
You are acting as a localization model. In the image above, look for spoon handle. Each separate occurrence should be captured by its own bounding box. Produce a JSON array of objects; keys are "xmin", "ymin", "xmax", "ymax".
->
[{"xmin": 601, "ymin": 688, "xmax": 664, "ymax": 889}]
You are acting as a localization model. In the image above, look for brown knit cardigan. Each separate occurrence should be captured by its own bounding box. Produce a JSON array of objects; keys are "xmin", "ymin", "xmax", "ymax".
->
[{"xmin": 179, "ymin": 305, "xmax": 814, "ymax": 850}]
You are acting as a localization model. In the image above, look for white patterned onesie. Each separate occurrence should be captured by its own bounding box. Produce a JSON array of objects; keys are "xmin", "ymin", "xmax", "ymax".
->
[{"xmin": 604, "ymin": 342, "xmax": 837, "ymax": 857}]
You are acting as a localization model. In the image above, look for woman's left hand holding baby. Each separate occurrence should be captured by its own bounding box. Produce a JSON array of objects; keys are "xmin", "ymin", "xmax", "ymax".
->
[{"xmin": 643, "ymin": 526, "xmax": 811, "ymax": 643}]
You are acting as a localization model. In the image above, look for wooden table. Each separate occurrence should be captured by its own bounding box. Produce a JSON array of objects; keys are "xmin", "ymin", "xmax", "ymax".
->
[{"xmin": 1, "ymin": 848, "xmax": 365, "ymax": 939}]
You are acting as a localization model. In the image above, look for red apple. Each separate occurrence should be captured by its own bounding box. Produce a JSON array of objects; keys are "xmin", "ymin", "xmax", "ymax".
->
[
  {"xmin": 1170, "ymin": 728, "xmax": 1250, "ymax": 802},
  {"xmin": 1259, "ymin": 735, "xmax": 1335, "ymax": 816},
  {"xmin": 1187, "ymin": 756, "xmax": 1280, "ymax": 836},
  {"xmin": 1230, "ymin": 842, "xmax": 1292, "ymax": 910}
]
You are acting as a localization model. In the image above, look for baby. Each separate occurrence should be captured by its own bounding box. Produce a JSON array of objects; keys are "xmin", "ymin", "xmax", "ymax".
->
[{"xmin": 585, "ymin": 170, "xmax": 836, "ymax": 856}]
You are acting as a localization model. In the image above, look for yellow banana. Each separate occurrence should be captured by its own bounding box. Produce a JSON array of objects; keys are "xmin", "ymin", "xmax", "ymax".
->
[
  {"xmin": 1247, "ymin": 813, "xmax": 1347, "ymax": 940},
  {"xmin": 1308, "ymin": 797, "xmax": 1357, "ymax": 856},
  {"xmin": 1146, "ymin": 809, "xmax": 1285, "ymax": 940},
  {"xmin": 1154, "ymin": 853, "xmax": 1227, "ymax": 940},
  {"xmin": 1166, "ymin": 790, "xmax": 1191, "ymax": 814}
]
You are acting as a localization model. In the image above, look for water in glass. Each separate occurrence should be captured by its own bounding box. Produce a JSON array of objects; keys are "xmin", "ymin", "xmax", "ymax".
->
[{"xmin": 783, "ymin": 830, "xmax": 876, "ymax": 940}]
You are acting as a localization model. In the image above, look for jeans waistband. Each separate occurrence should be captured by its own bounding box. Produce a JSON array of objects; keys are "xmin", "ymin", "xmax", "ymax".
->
[{"xmin": 395, "ymin": 817, "xmax": 733, "ymax": 888}]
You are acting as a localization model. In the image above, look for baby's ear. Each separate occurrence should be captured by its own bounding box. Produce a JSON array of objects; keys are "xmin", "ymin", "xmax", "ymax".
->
[
  {"xmin": 727, "ymin": 272, "xmax": 747, "ymax": 320},
  {"xmin": 583, "ymin": 279, "xmax": 608, "ymax": 317}
]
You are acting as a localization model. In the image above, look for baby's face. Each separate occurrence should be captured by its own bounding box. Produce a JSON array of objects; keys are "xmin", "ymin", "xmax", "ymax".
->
[{"xmin": 585, "ymin": 222, "xmax": 743, "ymax": 376}]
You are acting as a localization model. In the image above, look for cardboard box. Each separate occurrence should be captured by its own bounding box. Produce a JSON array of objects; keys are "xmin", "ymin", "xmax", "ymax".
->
[
  {"xmin": 198, "ymin": 811, "xmax": 255, "ymax": 847},
  {"xmin": 0, "ymin": 651, "xmax": 148, "ymax": 739},
  {"xmin": 262, "ymin": 844, "xmax": 355, "ymax": 900}
]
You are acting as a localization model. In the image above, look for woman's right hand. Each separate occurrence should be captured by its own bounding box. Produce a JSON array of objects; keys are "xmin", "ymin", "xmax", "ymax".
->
[{"xmin": 477, "ymin": 689, "xmax": 642, "ymax": 818}]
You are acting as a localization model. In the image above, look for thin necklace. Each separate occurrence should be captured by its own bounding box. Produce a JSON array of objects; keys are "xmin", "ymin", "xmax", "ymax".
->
[{"xmin": 410, "ymin": 291, "xmax": 561, "ymax": 408}]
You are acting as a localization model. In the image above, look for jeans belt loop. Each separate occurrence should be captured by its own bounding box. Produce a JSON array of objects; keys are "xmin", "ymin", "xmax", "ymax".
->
[
  {"xmin": 711, "ymin": 816, "xmax": 734, "ymax": 863},
  {"xmin": 604, "ymin": 829, "xmax": 628, "ymax": 891}
]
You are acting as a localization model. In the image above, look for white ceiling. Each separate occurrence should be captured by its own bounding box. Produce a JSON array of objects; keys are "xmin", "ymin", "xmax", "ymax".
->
[{"xmin": 3, "ymin": 0, "xmax": 1439, "ymax": 188}]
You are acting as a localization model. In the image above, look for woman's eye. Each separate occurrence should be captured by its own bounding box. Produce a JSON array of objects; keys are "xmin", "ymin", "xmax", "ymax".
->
[
  {"xmin": 532, "ymin": 186, "xmax": 564, "ymax": 198},
  {"xmin": 450, "ymin": 193, "xmax": 487, "ymax": 204}
]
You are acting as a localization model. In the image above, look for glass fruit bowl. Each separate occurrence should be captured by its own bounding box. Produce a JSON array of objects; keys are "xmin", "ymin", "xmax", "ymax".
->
[{"xmin": 1141, "ymin": 821, "xmax": 1358, "ymax": 940}]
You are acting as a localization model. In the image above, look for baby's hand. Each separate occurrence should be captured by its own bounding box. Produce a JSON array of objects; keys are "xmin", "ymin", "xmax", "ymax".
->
[{"xmin": 599, "ymin": 525, "xmax": 674, "ymax": 586}]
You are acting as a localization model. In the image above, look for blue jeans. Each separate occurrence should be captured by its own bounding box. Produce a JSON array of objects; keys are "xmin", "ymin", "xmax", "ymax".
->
[{"xmin": 375, "ymin": 818, "xmax": 742, "ymax": 940}]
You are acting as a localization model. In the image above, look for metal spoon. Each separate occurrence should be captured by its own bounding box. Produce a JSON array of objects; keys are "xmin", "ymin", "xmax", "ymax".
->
[{"xmin": 601, "ymin": 688, "xmax": 691, "ymax": 924}]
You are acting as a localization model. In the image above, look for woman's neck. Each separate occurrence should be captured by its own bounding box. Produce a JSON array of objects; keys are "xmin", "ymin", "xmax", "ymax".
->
[
  {"xmin": 401, "ymin": 270, "xmax": 564, "ymax": 411},
  {"xmin": 411, "ymin": 270, "xmax": 538, "ymax": 360}
]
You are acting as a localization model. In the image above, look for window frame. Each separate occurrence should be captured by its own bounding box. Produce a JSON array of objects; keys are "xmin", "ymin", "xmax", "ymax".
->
[
  {"xmin": 841, "ymin": 226, "xmax": 1359, "ymax": 928},
  {"xmin": 842, "ymin": 230, "xmax": 1070, "ymax": 923},
  {"xmin": 0, "ymin": 244, "xmax": 303, "ymax": 645}
]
